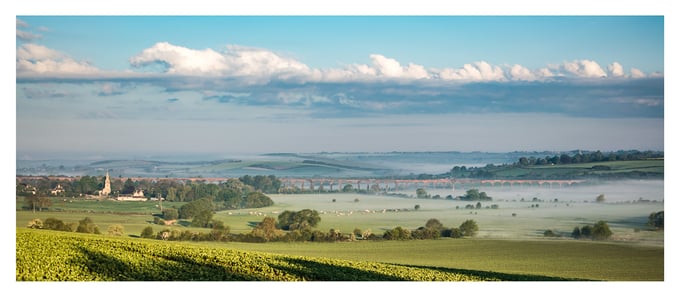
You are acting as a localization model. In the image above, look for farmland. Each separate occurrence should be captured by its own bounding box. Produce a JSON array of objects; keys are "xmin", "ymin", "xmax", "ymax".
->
[
  {"xmin": 15, "ymin": 154, "xmax": 665, "ymax": 281},
  {"xmin": 17, "ymin": 228, "xmax": 578, "ymax": 281},
  {"xmin": 16, "ymin": 228, "xmax": 662, "ymax": 281}
]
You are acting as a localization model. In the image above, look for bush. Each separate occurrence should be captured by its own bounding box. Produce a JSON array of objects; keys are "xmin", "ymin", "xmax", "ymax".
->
[
  {"xmin": 140, "ymin": 226, "xmax": 155, "ymax": 238},
  {"xmin": 592, "ymin": 221, "xmax": 612, "ymax": 240},
  {"xmin": 27, "ymin": 218, "xmax": 43, "ymax": 229},
  {"xmin": 543, "ymin": 230, "xmax": 560, "ymax": 237},
  {"xmin": 383, "ymin": 226, "xmax": 411, "ymax": 240},
  {"xmin": 107, "ymin": 224, "xmax": 124, "ymax": 236},
  {"xmin": 647, "ymin": 211, "xmax": 664, "ymax": 230},
  {"xmin": 459, "ymin": 220, "xmax": 479, "ymax": 237},
  {"xmin": 445, "ymin": 227, "xmax": 463, "ymax": 238},
  {"xmin": 162, "ymin": 208, "xmax": 179, "ymax": 220}
]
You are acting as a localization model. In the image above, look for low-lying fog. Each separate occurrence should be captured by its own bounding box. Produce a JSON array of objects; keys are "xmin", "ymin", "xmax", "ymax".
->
[
  {"xmin": 420, "ymin": 179, "xmax": 664, "ymax": 203},
  {"xmin": 259, "ymin": 179, "xmax": 663, "ymax": 246}
]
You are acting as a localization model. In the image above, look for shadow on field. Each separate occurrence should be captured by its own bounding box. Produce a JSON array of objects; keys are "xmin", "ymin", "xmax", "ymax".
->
[
  {"xmin": 269, "ymin": 258, "xmax": 405, "ymax": 281},
  {"xmin": 71, "ymin": 246, "xmax": 588, "ymax": 281},
  {"xmin": 73, "ymin": 246, "xmax": 261, "ymax": 281},
  {"xmin": 398, "ymin": 264, "xmax": 589, "ymax": 281}
]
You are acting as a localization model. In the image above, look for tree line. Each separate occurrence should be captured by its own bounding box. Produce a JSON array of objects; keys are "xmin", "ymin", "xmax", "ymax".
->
[
  {"xmin": 17, "ymin": 174, "xmax": 281, "ymax": 202},
  {"xmin": 512, "ymin": 150, "xmax": 663, "ymax": 167}
]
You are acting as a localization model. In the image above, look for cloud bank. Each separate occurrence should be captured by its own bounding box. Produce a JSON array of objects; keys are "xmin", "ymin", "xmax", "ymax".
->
[{"xmin": 16, "ymin": 41, "xmax": 663, "ymax": 119}]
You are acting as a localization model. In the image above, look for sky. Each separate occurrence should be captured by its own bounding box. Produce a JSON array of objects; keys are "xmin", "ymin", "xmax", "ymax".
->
[{"xmin": 11, "ymin": 1, "xmax": 671, "ymax": 160}]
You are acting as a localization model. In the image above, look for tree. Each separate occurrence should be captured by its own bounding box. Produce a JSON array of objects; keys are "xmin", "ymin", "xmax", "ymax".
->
[
  {"xmin": 24, "ymin": 196, "xmax": 52, "ymax": 212},
  {"xmin": 383, "ymin": 226, "xmax": 411, "ymax": 240},
  {"xmin": 647, "ymin": 211, "xmax": 664, "ymax": 230},
  {"xmin": 571, "ymin": 227, "xmax": 581, "ymax": 239},
  {"xmin": 179, "ymin": 198, "xmax": 213, "ymax": 219},
  {"xmin": 596, "ymin": 194, "xmax": 606, "ymax": 203},
  {"xmin": 122, "ymin": 178, "xmax": 136, "ymax": 195},
  {"xmin": 277, "ymin": 209, "xmax": 321, "ymax": 231},
  {"xmin": 162, "ymin": 208, "xmax": 179, "ymax": 220},
  {"xmin": 43, "ymin": 217, "xmax": 71, "ymax": 231},
  {"xmin": 592, "ymin": 221, "xmax": 613, "ymax": 240},
  {"xmin": 425, "ymin": 218, "xmax": 443, "ymax": 231},
  {"xmin": 27, "ymin": 218, "xmax": 43, "ymax": 229},
  {"xmin": 459, "ymin": 219, "xmax": 479, "ymax": 237},
  {"xmin": 446, "ymin": 227, "xmax": 463, "ymax": 238},
  {"xmin": 414, "ymin": 204, "xmax": 421, "ymax": 211},
  {"xmin": 243, "ymin": 192, "xmax": 274, "ymax": 208},
  {"xmin": 140, "ymin": 226, "xmax": 155, "ymax": 238},
  {"xmin": 460, "ymin": 189, "xmax": 492, "ymax": 201},
  {"xmin": 342, "ymin": 184, "xmax": 354, "ymax": 192},
  {"xmin": 251, "ymin": 216, "xmax": 282, "ymax": 242},
  {"xmin": 416, "ymin": 188, "xmax": 429, "ymax": 198},
  {"xmin": 107, "ymin": 224, "xmax": 124, "ymax": 236},
  {"xmin": 191, "ymin": 209, "xmax": 214, "ymax": 228},
  {"xmin": 76, "ymin": 217, "xmax": 100, "ymax": 234},
  {"xmin": 580, "ymin": 225, "xmax": 593, "ymax": 238}
]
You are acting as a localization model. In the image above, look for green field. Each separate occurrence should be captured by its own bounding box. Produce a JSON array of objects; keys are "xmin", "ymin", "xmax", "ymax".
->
[
  {"xmin": 487, "ymin": 160, "xmax": 663, "ymax": 179},
  {"xmin": 15, "ymin": 179, "xmax": 664, "ymax": 281},
  {"xmin": 219, "ymin": 238, "xmax": 663, "ymax": 281}
]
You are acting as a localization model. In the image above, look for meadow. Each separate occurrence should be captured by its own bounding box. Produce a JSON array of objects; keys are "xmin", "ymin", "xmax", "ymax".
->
[{"xmin": 15, "ymin": 179, "xmax": 664, "ymax": 281}]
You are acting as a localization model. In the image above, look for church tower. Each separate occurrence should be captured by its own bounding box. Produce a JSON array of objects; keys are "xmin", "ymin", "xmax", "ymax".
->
[{"xmin": 100, "ymin": 170, "xmax": 111, "ymax": 196}]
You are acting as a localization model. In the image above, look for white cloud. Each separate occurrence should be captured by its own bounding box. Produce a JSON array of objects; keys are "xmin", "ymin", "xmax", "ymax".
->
[
  {"xmin": 129, "ymin": 42, "xmax": 227, "ymax": 75},
  {"xmin": 607, "ymin": 62, "xmax": 626, "ymax": 77},
  {"xmin": 129, "ymin": 42, "xmax": 311, "ymax": 80},
  {"xmin": 16, "ymin": 18, "xmax": 41, "ymax": 41},
  {"xmin": 509, "ymin": 64, "xmax": 537, "ymax": 81},
  {"xmin": 562, "ymin": 59, "xmax": 607, "ymax": 78},
  {"xmin": 18, "ymin": 41, "xmax": 659, "ymax": 87},
  {"xmin": 17, "ymin": 30, "xmax": 41, "ymax": 41},
  {"xmin": 16, "ymin": 43, "xmax": 100, "ymax": 75},
  {"xmin": 630, "ymin": 67, "xmax": 646, "ymax": 78},
  {"xmin": 438, "ymin": 61, "xmax": 505, "ymax": 81}
]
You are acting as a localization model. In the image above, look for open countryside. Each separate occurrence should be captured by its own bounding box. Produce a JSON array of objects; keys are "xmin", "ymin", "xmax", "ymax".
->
[
  {"xmin": 16, "ymin": 151, "xmax": 664, "ymax": 281},
  {"xmin": 15, "ymin": 14, "xmax": 666, "ymax": 284}
]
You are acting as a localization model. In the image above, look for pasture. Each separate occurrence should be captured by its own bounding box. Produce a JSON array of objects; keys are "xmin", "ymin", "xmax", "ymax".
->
[{"xmin": 17, "ymin": 180, "xmax": 664, "ymax": 244}]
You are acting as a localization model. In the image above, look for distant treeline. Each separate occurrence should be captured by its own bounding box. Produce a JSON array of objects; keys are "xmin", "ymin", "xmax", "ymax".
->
[
  {"xmin": 402, "ymin": 150, "xmax": 663, "ymax": 180},
  {"xmin": 16, "ymin": 174, "xmax": 281, "ymax": 206},
  {"xmin": 511, "ymin": 150, "xmax": 663, "ymax": 167}
]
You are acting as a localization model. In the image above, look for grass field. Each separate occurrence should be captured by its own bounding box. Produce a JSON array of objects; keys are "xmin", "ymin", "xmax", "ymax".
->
[
  {"xmin": 17, "ymin": 180, "xmax": 664, "ymax": 243},
  {"xmin": 217, "ymin": 238, "xmax": 664, "ymax": 281},
  {"xmin": 487, "ymin": 159, "xmax": 663, "ymax": 179}
]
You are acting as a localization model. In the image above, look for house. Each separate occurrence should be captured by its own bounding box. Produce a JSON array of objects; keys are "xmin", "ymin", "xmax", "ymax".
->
[{"xmin": 50, "ymin": 184, "xmax": 65, "ymax": 195}]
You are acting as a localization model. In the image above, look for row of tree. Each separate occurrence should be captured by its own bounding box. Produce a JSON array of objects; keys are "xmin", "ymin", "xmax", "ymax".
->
[
  {"xmin": 16, "ymin": 174, "xmax": 282, "ymax": 202},
  {"xmin": 514, "ymin": 150, "xmax": 663, "ymax": 167},
  {"xmin": 27, "ymin": 217, "xmax": 124, "ymax": 236},
  {"xmin": 142, "ymin": 209, "xmax": 481, "ymax": 243}
]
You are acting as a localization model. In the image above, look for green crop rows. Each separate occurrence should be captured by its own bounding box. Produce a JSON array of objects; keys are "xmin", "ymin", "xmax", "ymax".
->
[{"xmin": 16, "ymin": 229, "xmax": 573, "ymax": 281}]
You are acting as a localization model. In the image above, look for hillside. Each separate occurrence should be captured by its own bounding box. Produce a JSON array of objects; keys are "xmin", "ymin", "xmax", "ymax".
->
[{"xmin": 16, "ymin": 228, "xmax": 574, "ymax": 281}]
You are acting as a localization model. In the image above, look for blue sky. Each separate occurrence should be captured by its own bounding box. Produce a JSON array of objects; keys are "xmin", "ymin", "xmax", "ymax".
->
[{"xmin": 12, "ymin": 3, "xmax": 670, "ymax": 159}]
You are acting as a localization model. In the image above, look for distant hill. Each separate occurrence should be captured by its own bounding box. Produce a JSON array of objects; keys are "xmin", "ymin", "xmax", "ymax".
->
[{"xmin": 16, "ymin": 150, "xmax": 662, "ymax": 179}]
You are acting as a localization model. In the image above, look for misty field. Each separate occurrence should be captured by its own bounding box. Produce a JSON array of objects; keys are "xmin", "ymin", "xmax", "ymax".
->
[
  {"xmin": 209, "ymin": 180, "xmax": 664, "ymax": 245},
  {"xmin": 17, "ymin": 180, "xmax": 664, "ymax": 244}
]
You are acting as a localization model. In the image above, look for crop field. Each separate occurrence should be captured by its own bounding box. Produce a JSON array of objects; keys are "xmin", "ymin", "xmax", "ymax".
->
[{"xmin": 17, "ymin": 228, "xmax": 577, "ymax": 281}]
